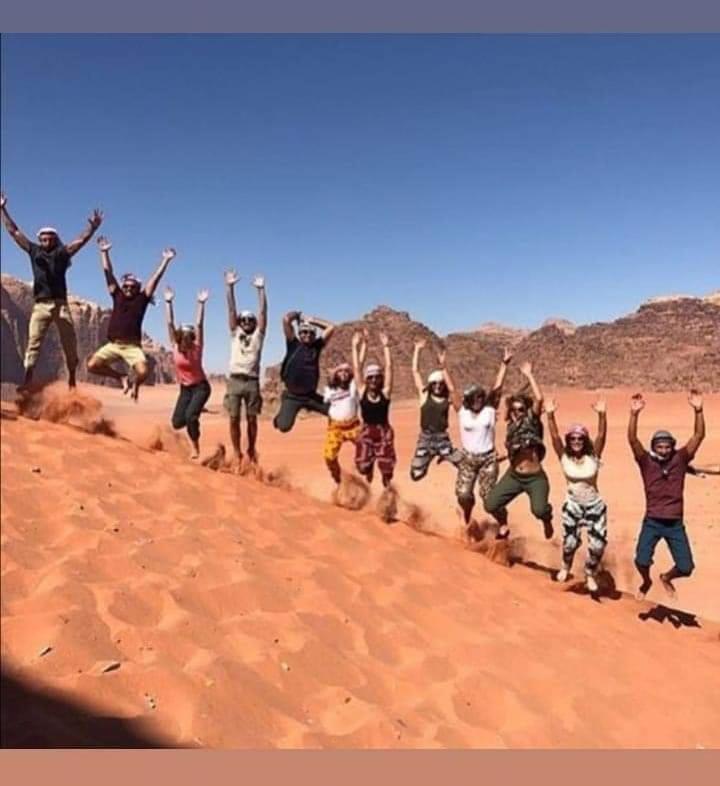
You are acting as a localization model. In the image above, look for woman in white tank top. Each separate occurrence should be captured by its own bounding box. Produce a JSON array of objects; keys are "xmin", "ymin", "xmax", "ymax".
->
[{"xmin": 545, "ymin": 398, "xmax": 608, "ymax": 594}]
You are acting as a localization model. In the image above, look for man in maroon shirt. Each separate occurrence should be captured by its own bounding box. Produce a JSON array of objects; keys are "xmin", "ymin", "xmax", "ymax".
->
[
  {"xmin": 628, "ymin": 391, "xmax": 705, "ymax": 600},
  {"xmin": 87, "ymin": 236, "xmax": 176, "ymax": 402}
]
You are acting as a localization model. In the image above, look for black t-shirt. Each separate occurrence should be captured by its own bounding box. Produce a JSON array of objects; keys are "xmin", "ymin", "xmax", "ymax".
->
[
  {"xmin": 107, "ymin": 289, "xmax": 150, "ymax": 344},
  {"xmin": 28, "ymin": 242, "xmax": 72, "ymax": 301},
  {"xmin": 361, "ymin": 391, "xmax": 390, "ymax": 425},
  {"xmin": 281, "ymin": 336, "xmax": 325, "ymax": 395}
]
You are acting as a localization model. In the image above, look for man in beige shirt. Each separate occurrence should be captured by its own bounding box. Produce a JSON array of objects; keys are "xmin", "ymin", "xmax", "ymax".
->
[{"xmin": 224, "ymin": 269, "xmax": 267, "ymax": 466}]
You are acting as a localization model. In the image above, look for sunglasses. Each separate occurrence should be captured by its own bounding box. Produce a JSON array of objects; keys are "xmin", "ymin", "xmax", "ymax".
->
[
  {"xmin": 568, "ymin": 436, "xmax": 585, "ymax": 442},
  {"xmin": 511, "ymin": 406, "xmax": 526, "ymax": 413},
  {"xmin": 366, "ymin": 374, "xmax": 382, "ymax": 380}
]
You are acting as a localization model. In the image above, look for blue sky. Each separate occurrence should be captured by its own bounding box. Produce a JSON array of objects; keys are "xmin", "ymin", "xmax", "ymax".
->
[{"xmin": 2, "ymin": 35, "xmax": 719, "ymax": 373}]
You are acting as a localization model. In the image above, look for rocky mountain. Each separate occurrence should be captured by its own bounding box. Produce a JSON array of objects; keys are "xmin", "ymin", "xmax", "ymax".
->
[
  {"xmin": 1, "ymin": 274, "xmax": 175, "ymax": 390},
  {"xmin": 264, "ymin": 293, "xmax": 720, "ymax": 399}
]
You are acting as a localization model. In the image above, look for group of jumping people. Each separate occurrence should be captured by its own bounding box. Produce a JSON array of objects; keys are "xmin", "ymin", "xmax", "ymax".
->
[{"xmin": 2, "ymin": 194, "xmax": 717, "ymax": 602}]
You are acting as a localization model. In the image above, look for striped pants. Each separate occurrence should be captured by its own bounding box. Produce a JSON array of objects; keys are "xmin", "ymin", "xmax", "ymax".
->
[{"xmin": 561, "ymin": 496, "xmax": 608, "ymax": 576}]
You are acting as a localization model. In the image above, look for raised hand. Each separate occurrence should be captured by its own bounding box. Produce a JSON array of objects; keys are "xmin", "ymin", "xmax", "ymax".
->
[
  {"xmin": 592, "ymin": 399, "xmax": 607, "ymax": 414},
  {"xmin": 379, "ymin": 331, "xmax": 389, "ymax": 348},
  {"xmin": 351, "ymin": 330, "xmax": 362, "ymax": 347},
  {"xmin": 544, "ymin": 398, "xmax": 557, "ymax": 414},
  {"xmin": 96, "ymin": 235, "xmax": 112, "ymax": 252},
  {"xmin": 162, "ymin": 247, "xmax": 176, "ymax": 262},
  {"xmin": 688, "ymin": 389, "xmax": 703, "ymax": 411},
  {"xmin": 225, "ymin": 268, "xmax": 240, "ymax": 286},
  {"xmin": 252, "ymin": 274, "xmax": 265, "ymax": 289},
  {"xmin": 414, "ymin": 338, "xmax": 426, "ymax": 351},
  {"xmin": 630, "ymin": 393, "xmax": 646, "ymax": 413},
  {"xmin": 163, "ymin": 286, "xmax": 174, "ymax": 303},
  {"xmin": 88, "ymin": 209, "xmax": 104, "ymax": 230},
  {"xmin": 520, "ymin": 361, "xmax": 533, "ymax": 377},
  {"xmin": 437, "ymin": 349, "xmax": 447, "ymax": 368},
  {"xmin": 197, "ymin": 288, "xmax": 210, "ymax": 304},
  {"xmin": 0, "ymin": 192, "xmax": 6, "ymax": 209},
  {"xmin": 362, "ymin": 326, "xmax": 370, "ymax": 341},
  {"xmin": 502, "ymin": 347, "xmax": 513, "ymax": 364}
]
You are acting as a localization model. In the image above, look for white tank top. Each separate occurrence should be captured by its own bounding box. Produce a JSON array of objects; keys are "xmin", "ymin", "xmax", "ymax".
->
[{"xmin": 561, "ymin": 453, "xmax": 601, "ymax": 503}]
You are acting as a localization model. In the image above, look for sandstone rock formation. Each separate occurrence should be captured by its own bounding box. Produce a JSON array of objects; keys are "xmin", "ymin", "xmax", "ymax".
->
[
  {"xmin": 1, "ymin": 274, "xmax": 175, "ymax": 390},
  {"xmin": 264, "ymin": 294, "xmax": 720, "ymax": 399}
]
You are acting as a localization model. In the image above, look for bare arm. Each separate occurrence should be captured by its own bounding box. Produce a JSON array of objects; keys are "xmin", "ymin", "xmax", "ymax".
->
[
  {"xmin": 520, "ymin": 361, "xmax": 543, "ymax": 417},
  {"xmin": 380, "ymin": 332, "xmax": 393, "ymax": 398},
  {"xmin": 253, "ymin": 275, "xmax": 268, "ymax": 335},
  {"xmin": 628, "ymin": 395, "xmax": 646, "ymax": 460},
  {"xmin": 593, "ymin": 399, "xmax": 607, "ymax": 458},
  {"xmin": 358, "ymin": 328, "xmax": 369, "ymax": 367},
  {"xmin": 97, "ymin": 236, "xmax": 119, "ymax": 293},
  {"xmin": 304, "ymin": 315, "xmax": 336, "ymax": 344},
  {"xmin": 283, "ymin": 310, "xmax": 300, "ymax": 341},
  {"xmin": 195, "ymin": 289, "xmax": 208, "ymax": 346},
  {"xmin": 544, "ymin": 401, "xmax": 564, "ymax": 459},
  {"xmin": 689, "ymin": 464, "xmax": 720, "ymax": 476},
  {"xmin": 351, "ymin": 331, "xmax": 364, "ymax": 397},
  {"xmin": 439, "ymin": 349, "xmax": 461, "ymax": 411},
  {"xmin": 412, "ymin": 340, "xmax": 425, "ymax": 398},
  {"xmin": 685, "ymin": 391, "xmax": 706, "ymax": 459},
  {"xmin": 224, "ymin": 269, "xmax": 239, "ymax": 333},
  {"xmin": 163, "ymin": 288, "xmax": 176, "ymax": 345},
  {"xmin": 0, "ymin": 194, "xmax": 32, "ymax": 251},
  {"xmin": 65, "ymin": 208, "xmax": 103, "ymax": 256},
  {"xmin": 144, "ymin": 247, "xmax": 176, "ymax": 298},
  {"xmin": 489, "ymin": 348, "xmax": 512, "ymax": 405}
]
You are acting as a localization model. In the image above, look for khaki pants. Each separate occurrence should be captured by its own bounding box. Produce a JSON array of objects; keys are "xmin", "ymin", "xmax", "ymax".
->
[{"xmin": 25, "ymin": 299, "xmax": 79, "ymax": 371}]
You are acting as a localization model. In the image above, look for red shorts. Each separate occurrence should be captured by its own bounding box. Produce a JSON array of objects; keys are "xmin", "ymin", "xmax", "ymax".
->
[{"xmin": 355, "ymin": 423, "xmax": 396, "ymax": 479}]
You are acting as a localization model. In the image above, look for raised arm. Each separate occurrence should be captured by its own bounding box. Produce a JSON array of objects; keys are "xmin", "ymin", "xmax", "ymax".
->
[
  {"xmin": 304, "ymin": 315, "xmax": 336, "ymax": 344},
  {"xmin": 97, "ymin": 236, "xmax": 119, "ymax": 293},
  {"xmin": 520, "ymin": 361, "xmax": 543, "ymax": 417},
  {"xmin": 628, "ymin": 394, "xmax": 646, "ymax": 460},
  {"xmin": 592, "ymin": 399, "xmax": 607, "ymax": 458},
  {"xmin": 144, "ymin": 247, "xmax": 176, "ymax": 298},
  {"xmin": 253, "ymin": 275, "xmax": 268, "ymax": 335},
  {"xmin": 224, "ymin": 269, "xmax": 239, "ymax": 334},
  {"xmin": 351, "ymin": 331, "xmax": 364, "ymax": 396},
  {"xmin": 195, "ymin": 289, "xmax": 209, "ymax": 346},
  {"xmin": 439, "ymin": 349, "xmax": 461, "ymax": 411},
  {"xmin": 544, "ymin": 399, "xmax": 564, "ymax": 459},
  {"xmin": 412, "ymin": 339, "xmax": 425, "ymax": 397},
  {"xmin": 283, "ymin": 310, "xmax": 301, "ymax": 341},
  {"xmin": 685, "ymin": 390, "xmax": 706, "ymax": 459},
  {"xmin": 0, "ymin": 193, "xmax": 31, "ymax": 252},
  {"xmin": 689, "ymin": 464, "xmax": 720, "ymax": 476},
  {"xmin": 163, "ymin": 287, "xmax": 177, "ymax": 345},
  {"xmin": 358, "ymin": 327, "xmax": 369, "ymax": 368},
  {"xmin": 65, "ymin": 208, "xmax": 103, "ymax": 256},
  {"xmin": 380, "ymin": 331, "xmax": 393, "ymax": 398},
  {"xmin": 489, "ymin": 348, "xmax": 513, "ymax": 405}
]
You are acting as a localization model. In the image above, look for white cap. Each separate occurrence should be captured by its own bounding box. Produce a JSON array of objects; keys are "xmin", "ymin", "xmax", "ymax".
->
[
  {"xmin": 239, "ymin": 310, "xmax": 256, "ymax": 320},
  {"xmin": 36, "ymin": 226, "xmax": 59, "ymax": 238},
  {"xmin": 428, "ymin": 370, "xmax": 445, "ymax": 384},
  {"xmin": 298, "ymin": 321, "xmax": 316, "ymax": 334},
  {"xmin": 364, "ymin": 363, "xmax": 382, "ymax": 379}
]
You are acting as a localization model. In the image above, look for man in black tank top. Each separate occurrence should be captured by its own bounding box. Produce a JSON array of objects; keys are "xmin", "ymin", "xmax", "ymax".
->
[{"xmin": 352, "ymin": 331, "xmax": 397, "ymax": 488}]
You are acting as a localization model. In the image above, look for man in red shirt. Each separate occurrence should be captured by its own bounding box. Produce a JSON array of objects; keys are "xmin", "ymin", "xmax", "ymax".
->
[{"xmin": 627, "ymin": 391, "xmax": 706, "ymax": 600}]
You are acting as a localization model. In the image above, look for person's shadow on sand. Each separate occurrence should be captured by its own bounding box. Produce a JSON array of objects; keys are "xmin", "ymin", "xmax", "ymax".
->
[{"xmin": 638, "ymin": 605, "xmax": 701, "ymax": 629}]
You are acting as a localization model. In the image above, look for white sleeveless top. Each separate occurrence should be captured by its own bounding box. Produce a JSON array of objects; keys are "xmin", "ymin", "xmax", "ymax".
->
[{"xmin": 560, "ymin": 453, "xmax": 601, "ymax": 503}]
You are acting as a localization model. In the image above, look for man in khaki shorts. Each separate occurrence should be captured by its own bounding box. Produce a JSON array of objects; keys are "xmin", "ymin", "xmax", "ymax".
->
[
  {"xmin": 87, "ymin": 236, "xmax": 176, "ymax": 401},
  {"xmin": 224, "ymin": 269, "xmax": 267, "ymax": 466},
  {"xmin": 1, "ymin": 192, "xmax": 103, "ymax": 390}
]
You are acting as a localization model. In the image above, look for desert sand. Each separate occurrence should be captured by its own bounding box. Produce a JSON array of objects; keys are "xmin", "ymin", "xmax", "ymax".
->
[{"xmin": 1, "ymin": 383, "xmax": 719, "ymax": 748}]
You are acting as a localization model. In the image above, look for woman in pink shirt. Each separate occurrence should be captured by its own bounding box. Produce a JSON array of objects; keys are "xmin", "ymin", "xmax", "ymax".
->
[{"xmin": 164, "ymin": 286, "xmax": 211, "ymax": 460}]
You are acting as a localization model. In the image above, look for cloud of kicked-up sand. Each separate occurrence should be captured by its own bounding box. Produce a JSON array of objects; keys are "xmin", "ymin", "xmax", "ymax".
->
[
  {"xmin": 332, "ymin": 473, "xmax": 371, "ymax": 511},
  {"xmin": 16, "ymin": 383, "xmax": 116, "ymax": 436}
]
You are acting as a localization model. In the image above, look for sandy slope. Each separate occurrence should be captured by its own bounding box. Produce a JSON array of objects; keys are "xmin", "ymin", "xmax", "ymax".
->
[{"xmin": 1, "ymin": 385, "xmax": 719, "ymax": 748}]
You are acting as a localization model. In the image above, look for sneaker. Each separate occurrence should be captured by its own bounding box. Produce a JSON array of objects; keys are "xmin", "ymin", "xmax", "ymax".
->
[
  {"xmin": 586, "ymin": 574, "xmax": 599, "ymax": 593},
  {"xmin": 556, "ymin": 568, "xmax": 569, "ymax": 583}
]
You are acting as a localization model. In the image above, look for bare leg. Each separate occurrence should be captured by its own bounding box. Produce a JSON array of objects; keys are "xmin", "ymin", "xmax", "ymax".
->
[
  {"xmin": 87, "ymin": 357, "xmax": 126, "ymax": 386},
  {"xmin": 229, "ymin": 417, "xmax": 242, "ymax": 466},
  {"xmin": 131, "ymin": 362, "xmax": 148, "ymax": 403},
  {"xmin": 246, "ymin": 415, "xmax": 258, "ymax": 463},
  {"xmin": 326, "ymin": 458, "xmax": 341, "ymax": 485}
]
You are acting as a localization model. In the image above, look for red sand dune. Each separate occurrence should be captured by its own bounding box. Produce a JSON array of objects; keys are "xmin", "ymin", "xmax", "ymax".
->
[{"xmin": 1, "ymin": 384, "xmax": 719, "ymax": 748}]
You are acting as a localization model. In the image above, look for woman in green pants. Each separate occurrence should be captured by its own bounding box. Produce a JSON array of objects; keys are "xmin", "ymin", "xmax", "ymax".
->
[{"xmin": 483, "ymin": 362, "xmax": 554, "ymax": 540}]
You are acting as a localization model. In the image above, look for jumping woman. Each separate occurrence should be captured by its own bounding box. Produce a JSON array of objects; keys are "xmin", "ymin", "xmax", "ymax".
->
[
  {"xmin": 322, "ymin": 359, "xmax": 361, "ymax": 486},
  {"xmin": 352, "ymin": 329, "xmax": 396, "ymax": 488},
  {"xmin": 409, "ymin": 339, "xmax": 460, "ymax": 482},
  {"xmin": 164, "ymin": 286, "xmax": 211, "ymax": 460},
  {"xmin": 545, "ymin": 398, "xmax": 607, "ymax": 593},
  {"xmin": 454, "ymin": 349, "xmax": 512, "ymax": 533},
  {"xmin": 484, "ymin": 362, "xmax": 554, "ymax": 539}
]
